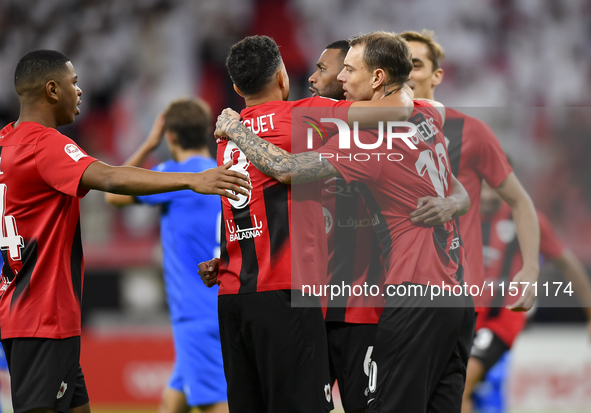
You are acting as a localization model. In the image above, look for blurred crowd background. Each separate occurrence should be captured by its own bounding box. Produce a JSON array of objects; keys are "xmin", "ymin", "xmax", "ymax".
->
[{"xmin": 0, "ymin": 0, "xmax": 590, "ymax": 409}]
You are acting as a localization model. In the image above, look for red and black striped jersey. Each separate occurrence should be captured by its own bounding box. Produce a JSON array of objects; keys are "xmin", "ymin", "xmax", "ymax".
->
[
  {"xmin": 321, "ymin": 178, "xmax": 384, "ymax": 324},
  {"xmin": 0, "ymin": 122, "xmax": 97, "ymax": 339},
  {"xmin": 216, "ymin": 97, "xmax": 352, "ymax": 295},
  {"xmin": 321, "ymin": 101, "xmax": 469, "ymax": 287},
  {"xmin": 443, "ymin": 108, "xmax": 513, "ymax": 302},
  {"xmin": 477, "ymin": 204, "xmax": 564, "ymax": 346}
]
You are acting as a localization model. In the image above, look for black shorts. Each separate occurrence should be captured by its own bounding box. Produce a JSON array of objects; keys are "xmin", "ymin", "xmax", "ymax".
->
[
  {"xmin": 367, "ymin": 286, "xmax": 475, "ymax": 413},
  {"xmin": 326, "ymin": 322, "xmax": 377, "ymax": 412},
  {"xmin": 2, "ymin": 336, "xmax": 89, "ymax": 413},
  {"xmin": 218, "ymin": 290, "xmax": 333, "ymax": 413},
  {"xmin": 470, "ymin": 328, "xmax": 510, "ymax": 374}
]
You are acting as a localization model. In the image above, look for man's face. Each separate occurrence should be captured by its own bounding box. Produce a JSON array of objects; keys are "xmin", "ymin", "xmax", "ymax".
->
[
  {"xmin": 337, "ymin": 44, "xmax": 374, "ymax": 101},
  {"xmin": 308, "ymin": 48, "xmax": 345, "ymax": 100},
  {"xmin": 407, "ymin": 41, "xmax": 440, "ymax": 99},
  {"xmin": 480, "ymin": 181, "xmax": 502, "ymax": 216},
  {"xmin": 56, "ymin": 61, "xmax": 82, "ymax": 126}
]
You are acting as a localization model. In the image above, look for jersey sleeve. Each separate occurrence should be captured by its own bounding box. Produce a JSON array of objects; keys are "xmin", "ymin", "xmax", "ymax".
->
[
  {"xmin": 538, "ymin": 210, "xmax": 565, "ymax": 260},
  {"xmin": 34, "ymin": 129, "xmax": 98, "ymax": 198},
  {"xmin": 319, "ymin": 132, "xmax": 382, "ymax": 184},
  {"xmin": 136, "ymin": 162, "xmax": 176, "ymax": 205},
  {"xmin": 472, "ymin": 119, "xmax": 513, "ymax": 188}
]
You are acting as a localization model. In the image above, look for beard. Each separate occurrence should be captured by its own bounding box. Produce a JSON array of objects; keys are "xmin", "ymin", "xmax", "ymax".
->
[{"xmin": 319, "ymin": 82, "xmax": 346, "ymax": 101}]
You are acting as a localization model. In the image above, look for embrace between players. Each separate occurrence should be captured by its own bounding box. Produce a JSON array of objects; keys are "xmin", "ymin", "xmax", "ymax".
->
[{"xmin": 2, "ymin": 28, "xmax": 572, "ymax": 413}]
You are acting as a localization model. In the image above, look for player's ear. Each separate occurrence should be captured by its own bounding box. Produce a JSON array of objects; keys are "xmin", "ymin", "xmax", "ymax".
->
[
  {"xmin": 371, "ymin": 68, "xmax": 387, "ymax": 90},
  {"xmin": 233, "ymin": 84, "xmax": 244, "ymax": 98},
  {"xmin": 432, "ymin": 68, "xmax": 444, "ymax": 88},
  {"xmin": 45, "ymin": 80, "xmax": 59, "ymax": 103},
  {"xmin": 277, "ymin": 69, "xmax": 287, "ymax": 89}
]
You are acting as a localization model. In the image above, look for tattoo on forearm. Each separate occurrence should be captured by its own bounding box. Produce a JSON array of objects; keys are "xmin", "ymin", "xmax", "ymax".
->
[{"xmin": 226, "ymin": 122, "xmax": 339, "ymax": 184}]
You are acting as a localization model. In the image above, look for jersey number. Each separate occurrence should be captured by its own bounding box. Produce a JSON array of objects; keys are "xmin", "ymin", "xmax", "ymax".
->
[
  {"xmin": 415, "ymin": 143, "xmax": 449, "ymax": 198},
  {"xmin": 0, "ymin": 184, "xmax": 24, "ymax": 261}
]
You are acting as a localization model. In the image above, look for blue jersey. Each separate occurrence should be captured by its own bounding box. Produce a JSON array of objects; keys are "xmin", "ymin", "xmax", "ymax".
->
[{"xmin": 137, "ymin": 156, "xmax": 221, "ymax": 322}]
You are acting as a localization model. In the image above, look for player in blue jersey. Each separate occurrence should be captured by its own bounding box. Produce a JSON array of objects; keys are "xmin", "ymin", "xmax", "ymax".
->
[{"xmin": 105, "ymin": 99, "xmax": 227, "ymax": 413}]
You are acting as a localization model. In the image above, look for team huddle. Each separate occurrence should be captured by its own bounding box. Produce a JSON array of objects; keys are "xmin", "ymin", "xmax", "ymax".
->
[{"xmin": 1, "ymin": 27, "xmax": 591, "ymax": 413}]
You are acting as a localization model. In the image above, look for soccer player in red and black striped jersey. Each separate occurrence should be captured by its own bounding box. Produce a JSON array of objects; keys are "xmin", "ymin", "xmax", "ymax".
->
[
  {"xmin": 0, "ymin": 50, "xmax": 250, "ymax": 413},
  {"xmin": 309, "ymin": 40, "xmax": 385, "ymax": 413},
  {"xmin": 215, "ymin": 31, "xmax": 475, "ymax": 413},
  {"xmin": 462, "ymin": 182, "xmax": 591, "ymax": 413},
  {"xmin": 207, "ymin": 35, "xmax": 413, "ymax": 413},
  {"xmin": 400, "ymin": 30, "xmax": 540, "ymax": 312}
]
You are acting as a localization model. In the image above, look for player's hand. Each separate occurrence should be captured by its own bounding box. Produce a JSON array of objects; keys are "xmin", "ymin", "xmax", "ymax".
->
[
  {"xmin": 410, "ymin": 196, "xmax": 456, "ymax": 226},
  {"xmin": 144, "ymin": 113, "xmax": 166, "ymax": 150},
  {"xmin": 506, "ymin": 267, "xmax": 539, "ymax": 311},
  {"xmin": 214, "ymin": 108, "xmax": 242, "ymax": 139},
  {"xmin": 199, "ymin": 258, "xmax": 220, "ymax": 287},
  {"xmin": 192, "ymin": 161, "xmax": 251, "ymax": 201}
]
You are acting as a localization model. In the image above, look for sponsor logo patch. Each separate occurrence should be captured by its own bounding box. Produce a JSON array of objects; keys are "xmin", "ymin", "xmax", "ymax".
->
[{"xmin": 64, "ymin": 144, "xmax": 87, "ymax": 162}]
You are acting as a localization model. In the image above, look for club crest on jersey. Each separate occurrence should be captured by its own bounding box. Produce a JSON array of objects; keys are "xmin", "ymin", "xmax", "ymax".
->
[
  {"xmin": 64, "ymin": 144, "xmax": 87, "ymax": 162},
  {"xmin": 222, "ymin": 141, "xmax": 252, "ymax": 209},
  {"xmin": 324, "ymin": 383, "xmax": 331, "ymax": 402},
  {"xmin": 56, "ymin": 381, "xmax": 67, "ymax": 399}
]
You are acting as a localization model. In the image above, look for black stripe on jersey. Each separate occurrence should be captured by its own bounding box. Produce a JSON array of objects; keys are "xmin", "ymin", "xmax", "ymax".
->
[
  {"xmin": 262, "ymin": 182, "xmax": 289, "ymax": 264},
  {"xmin": 1, "ymin": 249, "xmax": 16, "ymax": 283},
  {"xmin": 489, "ymin": 214, "xmax": 519, "ymax": 316},
  {"xmin": 231, "ymin": 204, "xmax": 260, "ymax": 294},
  {"xmin": 325, "ymin": 180, "xmax": 360, "ymax": 321},
  {"xmin": 10, "ymin": 239, "xmax": 37, "ymax": 309},
  {"xmin": 432, "ymin": 225, "xmax": 451, "ymax": 267},
  {"xmin": 220, "ymin": 206, "xmax": 230, "ymax": 271},
  {"xmin": 356, "ymin": 184, "xmax": 392, "ymax": 271},
  {"xmin": 443, "ymin": 118, "xmax": 465, "ymax": 178},
  {"xmin": 70, "ymin": 219, "xmax": 83, "ymax": 304}
]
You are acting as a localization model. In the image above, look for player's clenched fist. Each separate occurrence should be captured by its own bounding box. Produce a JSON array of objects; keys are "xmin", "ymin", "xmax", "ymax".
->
[
  {"xmin": 192, "ymin": 161, "xmax": 251, "ymax": 201},
  {"xmin": 198, "ymin": 258, "xmax": 220, "ymax": 287},
  {"xmin": 214, "ymin": 108, "xmax": 242, "ymax": 139}
]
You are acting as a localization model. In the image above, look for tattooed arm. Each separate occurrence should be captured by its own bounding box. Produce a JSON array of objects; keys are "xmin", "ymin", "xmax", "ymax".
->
[{"xmin": 215, "ymin": 108, "xmax": 340, "ymax": 185}]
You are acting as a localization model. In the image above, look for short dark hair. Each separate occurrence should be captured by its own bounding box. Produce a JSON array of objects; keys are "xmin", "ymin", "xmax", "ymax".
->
[
  {"xmin": 349, "ymin": 32, "xmax": 413, "ymax": 86},
  {"xmin": 400, "ymin": 30, "xmax": 445, "ymax": 71},
  {"xmin": 226, "ymin": 36, "xmax": 282, "ymax": 95},
  {"xmin": 163, "ymin": 98, "xmax": 212, "ymax": 150},
  {"xmin": 14, "ymin": 50, "xmax": 70, "ymax": 95},
  {"xmin": 326, "ymin": 40, "xmax": 349, "ymax": 59}
]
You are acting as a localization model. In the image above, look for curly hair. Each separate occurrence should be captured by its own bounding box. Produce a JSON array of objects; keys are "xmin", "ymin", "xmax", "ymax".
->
[{"xmin": 226, "ymin": 35, "xmax": 282, "ymax": 95}]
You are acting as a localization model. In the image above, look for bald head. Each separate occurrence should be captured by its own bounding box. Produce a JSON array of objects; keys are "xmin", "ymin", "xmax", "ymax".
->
[{"xmin": 15, "ymin": 50, "xmax": 70, "ymax": 97}]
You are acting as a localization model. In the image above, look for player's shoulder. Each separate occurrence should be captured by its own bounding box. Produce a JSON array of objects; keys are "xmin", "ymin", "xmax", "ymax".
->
[
  {"xmin": 153, "ymin": 160, "xmax": 172, "ymax": 172},
  {"xmin": 412, "ymin": 99, "xmax": 445, "ymax": 125},
  {"xmin": 292, "ymin": 96, "xmax": 348, "ymax": 108},
  {"xmin": 1, "ymin": 121, "xmax": 57, "ymax": 144},
  {"xmin": 0, "ymin": 122, "xmax": 14, "ymax": 138}
]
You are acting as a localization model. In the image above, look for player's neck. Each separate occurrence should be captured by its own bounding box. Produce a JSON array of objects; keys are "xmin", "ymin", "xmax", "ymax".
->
[
  {"xmin": 243, "ymin": 88, "xmax": 285, "ymax": 107},
  {"xmin": 15, "ymin": 105, "xmax": 58, "ymax": 129},
  {"xmin": 173, "ymin": 147, "xmax": 211, "ymax": 162},
  {"xmin": 372, "ymin": 83, "xmax": 405, "ymax": 100}
]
